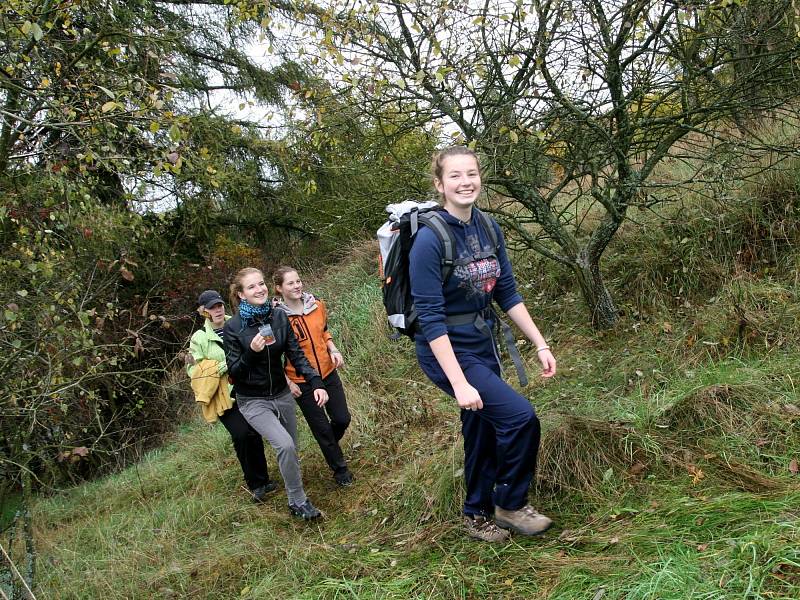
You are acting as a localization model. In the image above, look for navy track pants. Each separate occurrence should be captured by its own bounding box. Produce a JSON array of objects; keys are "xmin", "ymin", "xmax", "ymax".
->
[{"xmin": 417, "ymin": 351, "xmax": 540, "ymax": 516}]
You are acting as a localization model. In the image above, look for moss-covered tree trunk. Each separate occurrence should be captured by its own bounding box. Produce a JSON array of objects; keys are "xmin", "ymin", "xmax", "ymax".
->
[
  {"xmin": 500, "ymin": 178, "xmax": 623, "ymax": 330},
  {"xmin": 572, "ymin": 257, "xmax": 618, "ymax": 329}
]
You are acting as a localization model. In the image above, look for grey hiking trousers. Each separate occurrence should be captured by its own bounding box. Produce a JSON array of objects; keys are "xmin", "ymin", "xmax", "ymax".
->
[{"xmin": 237, "ymin": 389, "xmax": 307, "ymax": 506}]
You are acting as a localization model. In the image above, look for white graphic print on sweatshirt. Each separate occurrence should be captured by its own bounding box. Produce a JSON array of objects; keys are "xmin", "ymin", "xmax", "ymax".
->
[{"xmin": 454, "ymin": 233, "xmax": 500, "ymax": 300}]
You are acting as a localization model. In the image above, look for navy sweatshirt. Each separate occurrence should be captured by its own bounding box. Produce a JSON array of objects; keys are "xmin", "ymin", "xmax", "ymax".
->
[{"xmin": 409, "ymin": 208, "xmax": 523, "ymax": 352}]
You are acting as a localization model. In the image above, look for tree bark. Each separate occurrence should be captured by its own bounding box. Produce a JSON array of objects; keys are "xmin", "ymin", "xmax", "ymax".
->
[
  {"xmin": 572, "ymin": 252, "xmax": 619, "ymax": 330},
  {"xmin": 0, "ymin": 89, "xmax": 21, "ymax": 176},
  {"xmin": 500, "ymin": 177, "xmax": 621, "ymax": 329}
]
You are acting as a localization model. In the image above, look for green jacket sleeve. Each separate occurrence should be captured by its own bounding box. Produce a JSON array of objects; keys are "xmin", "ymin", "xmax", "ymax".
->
[{"xmin": 186, "ymin": 330, "xmax": 205, "ymax": 378}]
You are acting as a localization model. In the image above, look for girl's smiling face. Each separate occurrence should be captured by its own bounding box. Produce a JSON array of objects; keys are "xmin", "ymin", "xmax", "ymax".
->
[
  {"xmin": 276, "ymin": 270, "xmax": 303, "ymax": 302},
  {"xmin": 237, "ymin": 271, "xmax": 269, "ymax": 306},
  {"xmin": 434, "ymin": 153, "xmax": 481, "ymax": 213}
]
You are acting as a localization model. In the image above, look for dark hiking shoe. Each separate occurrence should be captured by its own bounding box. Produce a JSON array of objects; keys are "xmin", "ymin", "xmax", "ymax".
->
[
  {"xmin": 334, "ymin": 469, "xmax": 354, "ymax": 487},
  {"xmin": 288, "ymin": 499, "xmax": 322, "ymax": 520},
  {"xmin": 463, "ymin": 515, "xmax": 510, "ymax": 543},
  {"xmin": 494, "ymin": 505, "xmax": 553, "ymax": 536},
  {"xmin": 251, "ymin": 482, "xmax": 279, "ymax": 503}
]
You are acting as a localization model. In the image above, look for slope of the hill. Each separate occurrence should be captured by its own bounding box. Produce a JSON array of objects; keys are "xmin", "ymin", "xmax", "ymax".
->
[{"xmin": 23, "ymin": 182, "xmax": 800, "ymax": 598}]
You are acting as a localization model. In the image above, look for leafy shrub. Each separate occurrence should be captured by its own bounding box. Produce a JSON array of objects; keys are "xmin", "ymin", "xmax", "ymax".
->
[{"xmin": 1, "ymin": 177, "xmax": 188, "ymax": 492}]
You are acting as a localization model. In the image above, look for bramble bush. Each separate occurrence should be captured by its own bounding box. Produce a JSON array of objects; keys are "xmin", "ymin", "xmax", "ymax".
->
[{"xmin": 1, "ymin": 176, "xmax": 191, "ymax": 497}]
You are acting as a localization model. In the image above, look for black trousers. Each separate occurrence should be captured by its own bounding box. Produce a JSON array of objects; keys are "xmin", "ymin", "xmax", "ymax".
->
[
  {"xmin": 296, "ymin": 369, "xmax": 351, "ymax": 473},
  {"xmin": 218, "ymin": 401, "xmax": 270, "ymax": 491}
]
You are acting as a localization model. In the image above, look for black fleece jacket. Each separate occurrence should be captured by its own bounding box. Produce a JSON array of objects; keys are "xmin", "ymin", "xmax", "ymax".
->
[{"xmin": 223, "ymin": 307, "xmax": 323, "ymax": 397}]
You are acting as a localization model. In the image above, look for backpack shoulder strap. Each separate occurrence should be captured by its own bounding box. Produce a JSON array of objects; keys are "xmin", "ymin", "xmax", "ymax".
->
[
  {"xmin": 418, "ymin": 211, "xmax": 457, "ymax": 283},
  {"xmin": 473, "ymin": 207, "xmax": 499, "ymax": 251}
]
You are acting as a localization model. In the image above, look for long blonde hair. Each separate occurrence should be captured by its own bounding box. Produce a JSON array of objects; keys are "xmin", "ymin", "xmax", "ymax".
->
[{"xmin": 229, "ymin": 267, "xmax": 263, "ymax": 312}]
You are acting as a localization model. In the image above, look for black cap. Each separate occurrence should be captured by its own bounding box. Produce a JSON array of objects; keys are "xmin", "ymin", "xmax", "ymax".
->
[{"xmin": 197, "ymin": 289, "xmax": 225, "ymax": 309}]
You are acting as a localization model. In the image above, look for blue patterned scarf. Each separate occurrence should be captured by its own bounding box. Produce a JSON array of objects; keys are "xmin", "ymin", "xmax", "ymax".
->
[{"xmin": 237, "ymin": 299, "xmax": 271, "ymax": 326}]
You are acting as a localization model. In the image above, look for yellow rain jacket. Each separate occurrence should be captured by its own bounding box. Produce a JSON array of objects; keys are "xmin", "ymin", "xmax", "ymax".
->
[
  {"xmin": 187, "ymin": 317, "xmax": 233, "ymax": 423},
  {"xmin": 190, "ymin": 359, "xmax": 233, "ymax": 423}
]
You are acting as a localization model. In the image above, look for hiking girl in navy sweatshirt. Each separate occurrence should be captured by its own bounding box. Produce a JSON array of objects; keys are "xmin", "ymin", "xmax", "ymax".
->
[{"xmin": 409, "ymin": 146, "xmax": 557, "ymax": 542}]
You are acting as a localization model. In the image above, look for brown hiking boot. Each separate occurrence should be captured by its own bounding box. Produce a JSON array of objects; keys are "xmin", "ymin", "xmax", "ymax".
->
[
  {"xmin": 494, "ymin": 505, "xmax": 553, "ymax": 536},
  {"xmin": 463, "ymin": 515, "xmax": 511, "ymax": 543}
]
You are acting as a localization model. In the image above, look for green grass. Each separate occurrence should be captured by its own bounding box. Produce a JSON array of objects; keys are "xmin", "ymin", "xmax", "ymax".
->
[
  {"xmin": 22, "ymin": 269, "xmax": 800, "ymax": 598},
  {"xmin": 8, "ymin": 159, "xmax": 800, "ymax": 598}
]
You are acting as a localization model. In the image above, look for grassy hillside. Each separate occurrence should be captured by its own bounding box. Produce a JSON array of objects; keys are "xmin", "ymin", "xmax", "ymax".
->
[{"xmin": 13, "ymin": 169, "xmax": 800, "ymax": 598}]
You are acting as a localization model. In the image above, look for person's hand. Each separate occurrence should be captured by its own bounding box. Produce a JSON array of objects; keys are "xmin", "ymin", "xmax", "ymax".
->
[
  {"xmin": 330, "ymin": 350, "xmax": 344, "ymax": 368},
  {"xmin": 313, "ymin": 388, "xmax": 329, "ymax": 407},
  {"xmin": 453, "ymin": 381, "xmax": 483, "ymax": 411},
  {"xmin": 288, "ymin": 381, "xmax": 302, "ymax": 398},
  {"xmin": 249, "ymin": 334, "xmax": 266, "ymax": 352},
  {"xmin": 538, "ymin": 348, "xmax": 556, "ymax": 378}
]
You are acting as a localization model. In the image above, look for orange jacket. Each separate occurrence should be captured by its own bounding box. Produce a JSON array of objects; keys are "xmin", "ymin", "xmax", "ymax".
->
[{"xmin": 279, "ymin": 296, "xmax": 336, "ymax": 382}]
